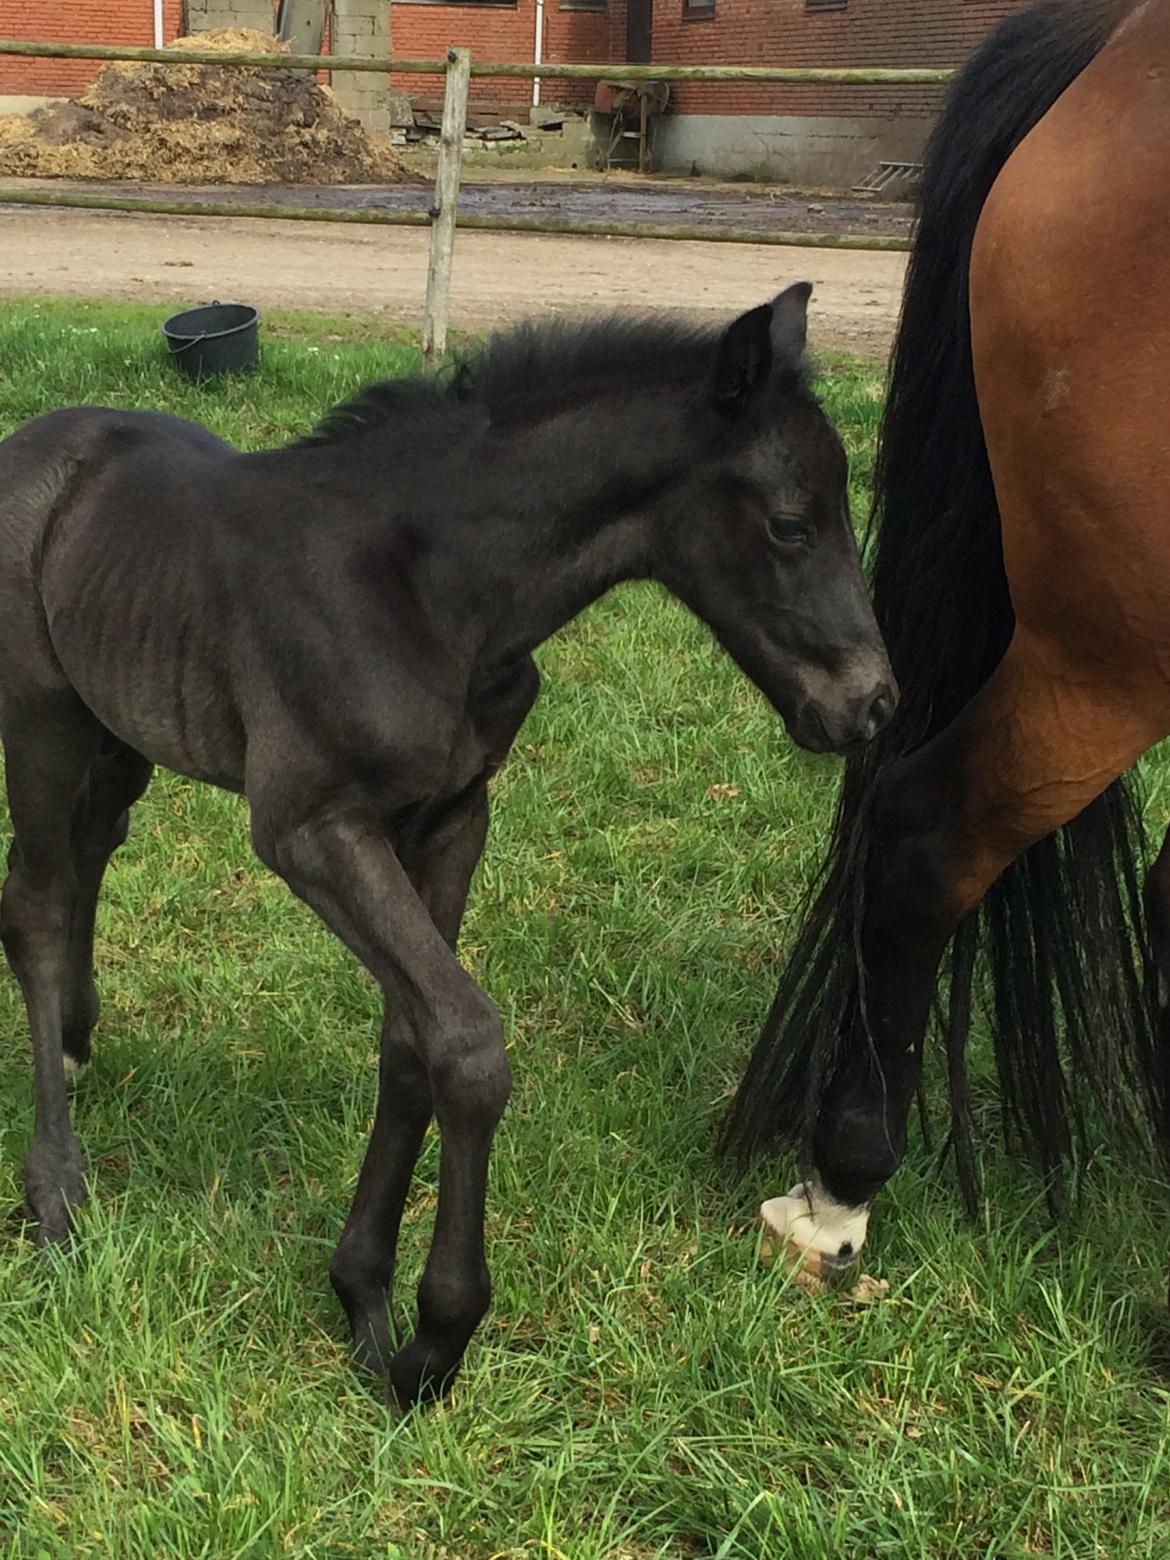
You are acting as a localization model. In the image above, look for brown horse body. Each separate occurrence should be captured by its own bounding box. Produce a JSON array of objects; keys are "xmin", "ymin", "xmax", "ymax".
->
[
  {"xmin": 963, "ymin": 0, "xmax": 1170, "ymax": 911},
  {"xmin": 729, "ymin": 0, "xmax": 1170, "ymax": 1275}
]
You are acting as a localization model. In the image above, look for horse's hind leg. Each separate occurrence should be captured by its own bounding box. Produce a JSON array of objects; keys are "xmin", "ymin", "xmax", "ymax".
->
[
  {"xmin": 61, "ymin": 737, "xmax": 153, "ymax": 1071},
  {"xmin": 1, "ymin": 693, "xmax": 104, "ymax": 1245},
  {"xmin": 1142, "ymin": 828, "xmax": 1170, "ymax": 1153},
  {"xmin": 765, "ymin": 631, "xmax": 1168, "ymax": 1272}
]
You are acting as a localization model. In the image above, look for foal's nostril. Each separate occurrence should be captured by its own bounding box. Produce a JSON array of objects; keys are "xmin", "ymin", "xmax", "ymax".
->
[
  {"xmin": 800, "ymin": 702, "xmax": 832, "ymax": 751},
  {"xmin": 864, "ymin": 690, "xmax": 896, "ymax": 740}
]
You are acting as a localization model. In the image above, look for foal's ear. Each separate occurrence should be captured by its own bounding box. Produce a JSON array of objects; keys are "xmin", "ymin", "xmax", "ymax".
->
[
  {"xmin": 771, "ymin": 281, "xmax": 813, "ymax": 367},
  {"xmin": 712, "ymin": 303, "xmax": 775, "ymax": 410}
]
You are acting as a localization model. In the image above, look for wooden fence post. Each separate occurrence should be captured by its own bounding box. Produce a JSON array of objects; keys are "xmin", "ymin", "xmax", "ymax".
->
[{"xmin": 422, "ymin": 47, "xmax": 471, "ymax": 373}]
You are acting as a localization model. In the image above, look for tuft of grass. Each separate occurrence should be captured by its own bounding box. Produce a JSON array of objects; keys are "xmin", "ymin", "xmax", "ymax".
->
[{"xmin": 0, "ymin": 299, "xmax": 1169, "ymax": 1558}]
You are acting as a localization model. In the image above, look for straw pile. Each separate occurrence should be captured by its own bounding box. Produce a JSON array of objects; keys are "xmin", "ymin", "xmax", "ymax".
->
[{"xmin": 0, "ymin": 30, "xmax": 413, "ymax": 184}]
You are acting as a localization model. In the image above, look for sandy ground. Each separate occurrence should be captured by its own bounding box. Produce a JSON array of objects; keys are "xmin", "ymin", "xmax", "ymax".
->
[{"xmin": 0, "ymin": 200, "xmax": 907, "ymax": 358}]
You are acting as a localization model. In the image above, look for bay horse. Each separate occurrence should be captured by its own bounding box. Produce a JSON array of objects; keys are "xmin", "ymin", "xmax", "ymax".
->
[
  {"xmin": 726, "ymin": 0, "xmax": 1170, "ymax": 1278},
  {"xmin": 0, "ymin": 288, "xmax": 895, "ymax": 1408}
]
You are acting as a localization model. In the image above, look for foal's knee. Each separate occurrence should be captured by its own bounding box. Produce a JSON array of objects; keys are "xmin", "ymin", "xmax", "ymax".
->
[{"xmin": 430, "ymin": 997, "xmax": 512, "ymax": 1132}]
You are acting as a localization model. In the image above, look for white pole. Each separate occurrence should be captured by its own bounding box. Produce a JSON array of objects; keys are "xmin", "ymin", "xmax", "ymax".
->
[
  {"xmin": 153, "ymin": 0, "xmax": 164, "ymax": 50},
  {"xmin": 533, "ymin": 0, "xmax": 543, "ymax": 108},
  {"xmin": 421, "ymin": 48, "xmax": 471, "ymax": 372}
]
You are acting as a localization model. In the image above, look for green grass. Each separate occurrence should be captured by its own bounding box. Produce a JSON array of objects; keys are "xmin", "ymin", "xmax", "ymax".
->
[{"xmin": 1, "ymin": 299, "xmax": 1169, "ymax": 1559}]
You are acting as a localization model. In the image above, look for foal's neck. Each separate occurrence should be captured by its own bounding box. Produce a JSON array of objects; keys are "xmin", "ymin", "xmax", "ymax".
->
[{"xmin": 455, "ymin": 393, "xmax": 692, "ymax": 661}]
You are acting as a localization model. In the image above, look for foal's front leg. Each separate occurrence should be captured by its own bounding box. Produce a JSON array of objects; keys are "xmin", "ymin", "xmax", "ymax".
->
[
  {"xmin": 256, "ymin": 798, "xmax": 510, "ymax": 1409},
  {"xmin": 329, "ymin": 791, "xmax": 490, "ymax": 1380}
]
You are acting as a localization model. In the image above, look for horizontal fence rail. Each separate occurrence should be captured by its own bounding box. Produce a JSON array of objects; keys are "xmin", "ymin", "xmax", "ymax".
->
[
  {"xmin": 0, "ymin": 187, "xmax": 914, "ymax": 252},
  {"xmin": 0, "ymin": 39, "xmax": 956, "ymax": 84},
  {"xmin": 1, "ymin": 37, "xmax": 927, "ymax": 360}
]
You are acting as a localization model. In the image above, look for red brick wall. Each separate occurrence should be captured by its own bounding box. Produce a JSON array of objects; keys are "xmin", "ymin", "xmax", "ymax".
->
[
  {"xmin": 653, "ymin": 0, "xmax": 1027, "ymax": 118},
  {"xmin": 0, "ymin": 0, "xmax": 619, "ymax": 113},
  {"xmin": 545, "ymin": 7, "xmax": 616, "ymax": 105},
  {"xmin": 389, "ymin": 4, "xmax": 614, "ymax": 114},
  {"xmin": 0, "ymin": 0, "xmax": 1026, "ymax": 118},
  {"xmin": 0, "ymin": 1, "xmax": 184, "ymax": 96}
]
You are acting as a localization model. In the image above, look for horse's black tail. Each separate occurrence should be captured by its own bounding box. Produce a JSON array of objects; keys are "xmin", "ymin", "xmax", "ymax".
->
[{"xmin": 721, "ymin": 0, "xmax": 1165, "ymax": 1207}]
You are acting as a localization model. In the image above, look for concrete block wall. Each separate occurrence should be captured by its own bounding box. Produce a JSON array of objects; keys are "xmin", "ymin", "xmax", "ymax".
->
[
  {"xmin": 653, "ymin": 111, "xmax": 931, "ymax": 187},
  {"xmin": 328, "ymin": 0, "xmax": 394, "ymax": 132},
  {"xmin": 187, "ymin": 0, "xmax": 276, "ymax": 33}
]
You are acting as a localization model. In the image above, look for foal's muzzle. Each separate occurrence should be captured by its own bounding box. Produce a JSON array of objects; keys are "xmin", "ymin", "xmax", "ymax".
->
[{"xmin": 794, "ymin": 681, "xmax": 898, "ymax": 755}]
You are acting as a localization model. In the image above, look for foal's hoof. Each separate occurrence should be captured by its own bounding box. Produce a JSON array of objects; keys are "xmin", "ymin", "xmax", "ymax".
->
[
  {"xmin": 759, "ymin": 1181, "xmax": 868, "ymax": 1285},
  {"xmin": 25, "ymin": 1140, "xmax": 88, "ymax": 1251},
  {"xmin": 62, "ymin": 1052, "xmax": 90, "ymax": 1087},
  {"xmin": 387, "ymin": 1338, "xmax": 460, "ymax": 1413},
  {"xmin": 348, "ymin": 1310, "xmax": 398, "ymax": 1383}
]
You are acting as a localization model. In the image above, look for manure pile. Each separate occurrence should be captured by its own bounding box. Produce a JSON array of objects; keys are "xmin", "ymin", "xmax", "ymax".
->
[{"xmin": 0, "ymin": 30, "xmax": 414, "ymax": 185}]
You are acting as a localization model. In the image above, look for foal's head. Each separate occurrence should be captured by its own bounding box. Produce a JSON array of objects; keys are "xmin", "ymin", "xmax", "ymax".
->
[{"xmin": 656, "ymin": 284, "xmax": 895, "ymax": 754}]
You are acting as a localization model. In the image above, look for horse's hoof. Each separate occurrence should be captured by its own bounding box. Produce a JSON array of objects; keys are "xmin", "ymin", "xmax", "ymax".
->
[{"xmin": 759, "ymin": 1181, "xmax": 868, "ymax": 1286}]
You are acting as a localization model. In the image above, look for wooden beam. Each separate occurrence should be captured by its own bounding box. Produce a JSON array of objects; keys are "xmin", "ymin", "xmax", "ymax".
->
[
  {"xmin": 0, "ymin": 188, "xmax": 915, "ymax": 251},
  {"xmin": 0, "ymin": 39, "xmax": 955, "ymax": 84}
]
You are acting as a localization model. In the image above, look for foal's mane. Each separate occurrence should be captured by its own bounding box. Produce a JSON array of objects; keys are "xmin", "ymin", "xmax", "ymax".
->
[{"xmin": 294, "ymin": 313, "xmax": 811, "ymax": 448}]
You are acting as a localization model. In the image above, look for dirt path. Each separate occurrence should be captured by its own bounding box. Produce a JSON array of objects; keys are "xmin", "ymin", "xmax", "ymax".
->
[{"xmin": 0, "ymin": 203, "xmax": 906, "ymax": 357}]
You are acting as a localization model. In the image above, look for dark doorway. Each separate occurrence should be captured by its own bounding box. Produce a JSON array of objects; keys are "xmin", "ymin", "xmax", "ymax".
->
[{"xmin": 627, "ymin": 0, "xmax": 653, "ymax": 65}]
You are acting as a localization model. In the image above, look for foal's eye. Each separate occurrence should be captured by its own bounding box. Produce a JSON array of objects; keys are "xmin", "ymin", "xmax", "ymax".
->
[{"xmin": 768, "ymin": 517, "xmax": 811, "ymax": 547}]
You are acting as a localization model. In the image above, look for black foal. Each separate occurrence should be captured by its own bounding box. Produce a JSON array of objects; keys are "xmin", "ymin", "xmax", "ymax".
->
[{"xmin": 0, "ymin": 289, "xmax": 892, "ymax": 1407}]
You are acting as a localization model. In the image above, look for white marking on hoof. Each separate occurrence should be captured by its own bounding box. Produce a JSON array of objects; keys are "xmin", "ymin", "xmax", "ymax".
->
[
  {"xmin": 62, "ymin": 1055, "xmax": 87, "ymax": 1082},
  {"xmin": 759, "ymin": 1177, "xmax": 870, "ymax": 1281}
]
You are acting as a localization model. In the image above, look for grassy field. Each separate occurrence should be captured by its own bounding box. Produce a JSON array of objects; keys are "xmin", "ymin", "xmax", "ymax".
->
[{"xmin": 0, "ymin": 298, "xmax": 1169, "ymax": 1559}]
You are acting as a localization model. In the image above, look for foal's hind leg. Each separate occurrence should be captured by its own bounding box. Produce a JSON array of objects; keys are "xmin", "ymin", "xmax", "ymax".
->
[
  {"xmin": 61, "ymin": 738, "xmax": 153, "ymax": 1071},
  {"xmin": 1, "ymin": 695, "xmax": 103, "ymax": 1244},
  {"xmin": 766, "ymin": 631, "xmax": 1168, "ymax": 1273}
]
